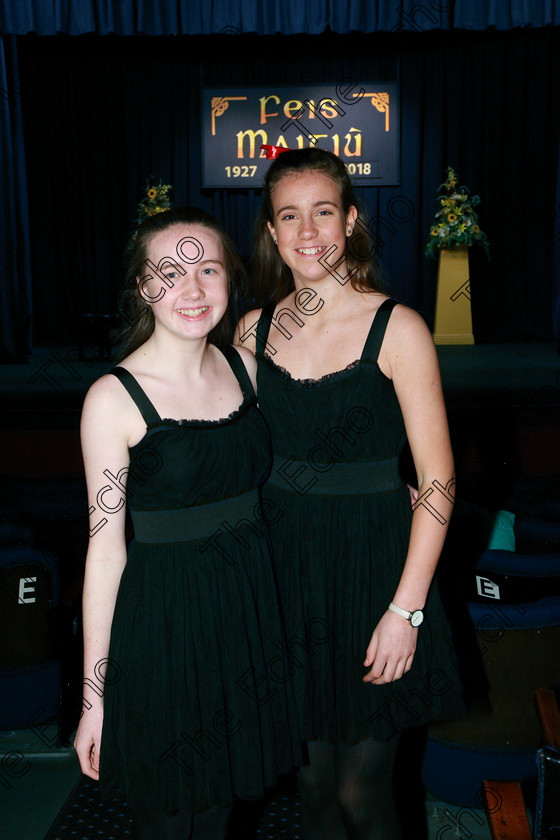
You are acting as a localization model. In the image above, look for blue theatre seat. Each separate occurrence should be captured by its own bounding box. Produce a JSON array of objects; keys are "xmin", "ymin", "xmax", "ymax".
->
[
  {"xmin": 422, "ymin": 542, "xmax": 560, "ymax": 807},
  {"xmin": 0, "ymin": 545, "xmax": 61, "ymax": 729}
]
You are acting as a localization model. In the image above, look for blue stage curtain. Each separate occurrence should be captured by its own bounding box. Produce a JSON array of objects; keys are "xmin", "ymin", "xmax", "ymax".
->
[
  {"xmin": 453, "ymin": 0, "xmax": 560, "ymax": 31},
  {"xmin": 0, "ymin": 35, "xmax": 32, "ymax": 361},
  {"xmin": 1, "ymin": 0, "xmax": 559, "ymax": 36}
]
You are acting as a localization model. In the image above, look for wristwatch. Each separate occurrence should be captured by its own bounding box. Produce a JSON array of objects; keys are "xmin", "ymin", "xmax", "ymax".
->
[{"xmin": 388, "ymin": 601, "xmax": 424, "ymax": 627}]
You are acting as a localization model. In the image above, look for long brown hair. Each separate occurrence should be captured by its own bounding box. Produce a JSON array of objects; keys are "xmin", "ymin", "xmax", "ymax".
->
[
  {"xmin": 251, "ymin": 147, "xmax": 387, "ymax": 305},
  {"xmin": 114, "ymin": 207, "xmax": 245, "ymax": 362}
]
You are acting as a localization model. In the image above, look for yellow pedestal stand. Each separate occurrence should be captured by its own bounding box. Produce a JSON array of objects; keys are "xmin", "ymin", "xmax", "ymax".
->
[{"xmin": 433, "ymin": 246, "xmax": 474, "ymax": 345}]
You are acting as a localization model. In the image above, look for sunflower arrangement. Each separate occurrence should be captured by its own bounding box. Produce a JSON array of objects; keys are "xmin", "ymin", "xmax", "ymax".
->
[
  {"xmin": 129, "ymin": 180, "xmax": 173, "ymax": 243},
  {"xmin": 425, "ymin": 167, "xmax": 489, "ymax": 258}
]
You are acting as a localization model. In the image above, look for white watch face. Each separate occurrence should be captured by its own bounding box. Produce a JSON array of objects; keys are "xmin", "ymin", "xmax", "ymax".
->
[{"xmin": 410, "ymin": 610, "xmax": 424, "ymax": 627}]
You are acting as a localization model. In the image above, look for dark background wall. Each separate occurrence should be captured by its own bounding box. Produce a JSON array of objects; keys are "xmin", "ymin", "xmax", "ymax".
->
[{"xmin": 2, "ymin": 4, "xmax": 560, "ymax": 359}]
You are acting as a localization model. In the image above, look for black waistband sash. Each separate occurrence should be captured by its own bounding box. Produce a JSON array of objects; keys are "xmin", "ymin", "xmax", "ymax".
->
[
  {"xmin": 267, "ymin": 456, "xmax": 401, "ymax": 496},
  {"xmin": 131, "ymin": 489, "xmax": 261, "ymax": 543}
]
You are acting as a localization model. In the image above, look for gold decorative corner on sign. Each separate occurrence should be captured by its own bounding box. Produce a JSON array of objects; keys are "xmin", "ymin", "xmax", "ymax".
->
[
  {"xmin": 357, "ymin": 92, "xmax": 390, "ymax": 131},
  {"xmin": 211, "ymin": 96, "xmax": 247, "ymax": 136}
]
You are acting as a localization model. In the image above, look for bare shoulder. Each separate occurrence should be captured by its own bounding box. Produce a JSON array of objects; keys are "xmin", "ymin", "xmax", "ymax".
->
[
  {"xmin": 385, "ymin": 303, "xmax": 434, "ymax": 350},
  {"xmin": 234, "ymin": 307, "xmax": 264, "ymax": 354},
  {"xmin": 233, "ymin": 344, "xmax": 257, "ymax": 374},
  {"xmin": 83, "ymin": 372, "xmax": 130, "ymax": 415},
  {"xmin": 380, "ymin": 303, "xmax": 438, "ymax": 378},
  {"xmin": 81, "ymin": 373, "xmax": 136, "ymax": 442}
]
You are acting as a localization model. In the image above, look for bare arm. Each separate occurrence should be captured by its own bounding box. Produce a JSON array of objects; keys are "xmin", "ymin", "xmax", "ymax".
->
[
  {"xmin": 389, "ymin": 305, "xmax": 454, "ymax": 607},
  {"xmin": 73, "ymin": 376, "xmax": 132, "ymax": 778},
  {"xmin": 364, "ymin": 306, "xmax": 454, "ymax": 684}
]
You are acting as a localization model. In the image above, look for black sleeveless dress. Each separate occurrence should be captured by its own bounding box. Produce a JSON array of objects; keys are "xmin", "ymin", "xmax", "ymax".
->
[
  {"xmin": 255, "ymin": 298, "xmax": 464, "ymax": 745},
  {"xmin": 99, "ymin": 345, "xmax": 301, "ymax": 814}
]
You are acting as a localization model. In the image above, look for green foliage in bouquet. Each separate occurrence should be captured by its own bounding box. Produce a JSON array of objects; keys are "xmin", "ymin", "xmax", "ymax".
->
[
  {"xmin": 129, "ymin": 180, "xmax": 173, "ymax": 245},
  {"xmin": 425, "ymin": 167, "xmax": 489, "ymax": 258}
]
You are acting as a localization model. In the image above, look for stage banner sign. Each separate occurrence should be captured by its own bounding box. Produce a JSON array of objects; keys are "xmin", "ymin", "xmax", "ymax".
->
[{"xmin": 201, "ymin": 82, "xmax": 399, "ymax": 188}]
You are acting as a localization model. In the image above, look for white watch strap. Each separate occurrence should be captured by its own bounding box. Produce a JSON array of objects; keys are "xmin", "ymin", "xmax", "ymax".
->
[{"xmin": 388, "ymin": 602, "xmax": 411, "ymax": 621}]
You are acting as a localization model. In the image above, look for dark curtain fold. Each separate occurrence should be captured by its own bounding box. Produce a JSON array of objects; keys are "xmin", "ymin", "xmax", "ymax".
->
[
  {"xmin": 554, "ymin": 126, "xmax": 560, "ymax": 340},
  {"xmin": 16, "ymin": 30, "xmax": 559, "ymax": 345},
  {"xmin": 395, "ymin": 29, "xmax": 560, "ymax": 340},
  {"xmin": 2, "ymin": 0, "xmax": 560, "ymax": 35},
  {"xmin": 0, "ymin": 34, "xmax": 32, "ymax": 361},
  {"xmin": 453, "ymin": 0, "xmax": 560, "ymax": 30}
]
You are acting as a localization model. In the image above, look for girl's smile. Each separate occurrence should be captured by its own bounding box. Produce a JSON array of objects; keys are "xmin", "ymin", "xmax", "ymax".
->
[
  {"xmin": 139, "ymin": 223, "xmax": 229, "ymax": 340},
  {"xmin": 267, "ymin": 171, "xmax": 357, "ymax": 287}
]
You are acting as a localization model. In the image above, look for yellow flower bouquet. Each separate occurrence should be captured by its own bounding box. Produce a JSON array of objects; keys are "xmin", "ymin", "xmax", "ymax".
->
[
  {"xmin": 426, "ymin": 167, "xmax": 489, "ymax": 258},
  {"xmin": 129, "ymin": 180, "xmax": 173, "ymax": 244}
]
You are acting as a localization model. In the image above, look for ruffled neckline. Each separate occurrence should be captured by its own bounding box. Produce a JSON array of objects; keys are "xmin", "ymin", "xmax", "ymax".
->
[
  {"xmin": 259, "ymin": 354, "xmax": 379, "ymax": 388},
  {"xmin": 157, "ymin": 393, "xmax": 256, "ymax": 428},
  {"xmin": 128, "ymin": 395, "xmax": 257, "ymax": 451},
  {"xmin": 129, "ymin": 394, "xmax": 257, "ymax": 441}
]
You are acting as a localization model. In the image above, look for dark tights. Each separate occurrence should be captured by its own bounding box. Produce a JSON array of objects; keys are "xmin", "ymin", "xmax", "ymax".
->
[
  {"xmin": 130, "ymin": 801, "xmax": 232, "ymax": 840},
  {"xmin": 297, "ymin": 737, "xmax": 402, "ymax": 840}
]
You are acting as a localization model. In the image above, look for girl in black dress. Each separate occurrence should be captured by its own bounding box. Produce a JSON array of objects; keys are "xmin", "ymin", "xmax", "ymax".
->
[
  {"xmin": 74, "ymin": 207, "xmax": 300, "ymax": 840},
  {"xmin": 236, "ymin": 149, "xmax": 464, "ymax": 840}
]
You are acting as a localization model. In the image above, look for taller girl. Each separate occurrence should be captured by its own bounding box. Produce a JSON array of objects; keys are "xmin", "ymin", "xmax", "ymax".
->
[{"xmin": 237, "ymin": 148, "xmax": 464, "ymax": 840}]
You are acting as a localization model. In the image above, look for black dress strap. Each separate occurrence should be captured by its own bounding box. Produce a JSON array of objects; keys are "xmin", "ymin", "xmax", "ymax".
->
[
  {"xmin": 255, "ymin": 302, "xmax": 275, "ymax": 356},
  {"xmin": 220, "ymin": 345, "xmax": 256, "ymax": 399},
  {"xmin": 110, "ymin": 367, "xmax": 161, "ymax": 426},
  {"xmin": 361, "ymin": 298, "xmax": 398, "ymax": 363}
]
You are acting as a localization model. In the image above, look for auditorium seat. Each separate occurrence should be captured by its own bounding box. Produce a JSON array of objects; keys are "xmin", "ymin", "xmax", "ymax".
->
[
  {"xmin": 0, "ymin": 545, "xmax": 61, "ymax": 729},
  {"xmin": 482, "ymin": 687, "xmax": 560, "ymax": 839},
  {"xmin": 422, "ymin": 530, "xmax": 560, "ymax": 807}
]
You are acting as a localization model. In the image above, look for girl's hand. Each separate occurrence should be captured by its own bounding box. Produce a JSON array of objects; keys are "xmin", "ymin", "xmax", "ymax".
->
[
  {"xmin": 74, "ymin": 705, "xmax": 103, "ymax": 780},
  {"xmin": 362, "ymin": 610, "xmax": 418, "ymax": 684}
]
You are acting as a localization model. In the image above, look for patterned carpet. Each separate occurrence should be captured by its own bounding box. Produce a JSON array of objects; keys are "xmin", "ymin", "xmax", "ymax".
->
[{"xmin": 44, "ymin": 773, "xmax": 302, "ymax": 840}]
